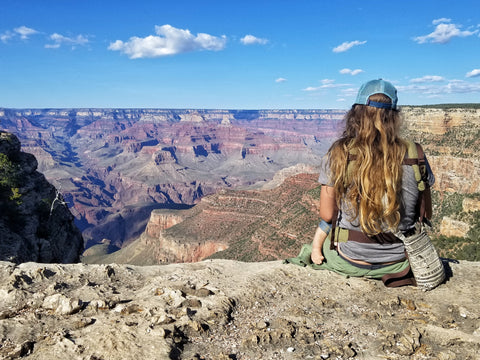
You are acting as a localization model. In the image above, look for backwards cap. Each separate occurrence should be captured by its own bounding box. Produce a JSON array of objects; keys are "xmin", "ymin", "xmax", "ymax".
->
[{"xmin": 354, "ymin": 79, "xmax": 398, "ymax": 110}]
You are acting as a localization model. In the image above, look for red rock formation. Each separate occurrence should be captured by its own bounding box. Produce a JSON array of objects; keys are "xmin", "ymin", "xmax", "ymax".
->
[
  {"xmin": 1, "ymin": 108, "xmax": 343, "ymax": 247},
  {"xmin": 94, "ymin": 173, "xmax": 322, "ymax": 264},
  {"xmin": 145, "ymin": 210, "xmax": 184, "ymax": 238}
]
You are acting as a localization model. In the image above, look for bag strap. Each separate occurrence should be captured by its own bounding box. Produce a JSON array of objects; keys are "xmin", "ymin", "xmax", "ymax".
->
[{"xmin": 330, "ymin": 204, "xmax": 339, "ymax": 250}]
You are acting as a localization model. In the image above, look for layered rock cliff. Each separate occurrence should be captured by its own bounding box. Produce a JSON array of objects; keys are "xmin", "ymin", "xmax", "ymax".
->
[
  {"xmin": 401, "ymin": 106, "xmax": 480, "ymax": 245},
  {"xmin": 401, "ymin": 106, "xmax": 480, "ymax": 194},
  {"xmin": 0, "ymin": 131, "xmax": 84, "ymax": 263},
  {"xmin": 82, "ymin": 170, "xmax": 321, "ymax": 265}
]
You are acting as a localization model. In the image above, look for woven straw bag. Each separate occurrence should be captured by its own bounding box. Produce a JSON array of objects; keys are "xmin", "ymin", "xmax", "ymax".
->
[{"xmin": 396, "ymin": 223, "xmax": 445, "ymax": 291}]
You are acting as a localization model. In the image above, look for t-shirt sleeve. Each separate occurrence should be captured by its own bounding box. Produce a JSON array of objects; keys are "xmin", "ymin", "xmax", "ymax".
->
[{"xmin": 318, "ymin": 155, "xmax": 333, "ymax": 186}]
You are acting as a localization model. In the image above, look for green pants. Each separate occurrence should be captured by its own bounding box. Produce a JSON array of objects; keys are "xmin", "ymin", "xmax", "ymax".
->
[{"xmin": 285, "ymin": 234, "xmax": 410, "ymax": 279}]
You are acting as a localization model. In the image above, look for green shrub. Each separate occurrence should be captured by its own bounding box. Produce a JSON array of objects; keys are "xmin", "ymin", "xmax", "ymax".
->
[{"xmin": 0, "ymin": 153, "xmax": 22, "ymax": 202}]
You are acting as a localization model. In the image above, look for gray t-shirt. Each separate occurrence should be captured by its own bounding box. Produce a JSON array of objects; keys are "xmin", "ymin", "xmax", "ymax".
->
[{"xmin": 318, "ymin": 153, "xmax": 434, "ymax": 263}]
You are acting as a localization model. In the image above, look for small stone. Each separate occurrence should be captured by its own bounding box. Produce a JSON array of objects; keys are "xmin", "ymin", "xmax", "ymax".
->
[
  {"xmin": 255, "ymin": 321, "xmax": 268, "ymax": 329},
  {"xmin": 195, "ymin": 288, "xmax": 214, "ymax": 297},
  {"xmin": 87, "ymin": 299, "xmax": 109, "ymax": 310},
  {"xmin": 458, "ymin": 306, "xmax": 468, "ymax": 318},
  {"xmin": 43, "ymin": 294, "xmax": 83, "ymax": 315},
  {"xmin": 181, "ymin": 298, "xmax": 202, "ymax": 308},
  {"xmin": 287, "ymin": 347, "xmax": 295, "ymax": 352},
  {"xmin": 0, "ymin": 309, "xmax": 14, "ymax": 320}
]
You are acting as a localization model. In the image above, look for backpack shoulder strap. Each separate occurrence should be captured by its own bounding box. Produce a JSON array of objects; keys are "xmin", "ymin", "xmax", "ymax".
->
[
  {"xmin": 403, "ymin": 140, "xmax": 432, "ymax": 222},
  {"xmin": 402, "ymin": 140, "xmax": 426, "ymax": 192}
]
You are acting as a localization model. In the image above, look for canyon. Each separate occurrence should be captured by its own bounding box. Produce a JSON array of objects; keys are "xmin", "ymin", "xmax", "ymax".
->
[
  {"xmin": 1, "ymin": 106, "xmax": 479, "ymax": 263},
  {"xmin": 0, "ymin": 108, "xmax": 342, "ymax": 249}
]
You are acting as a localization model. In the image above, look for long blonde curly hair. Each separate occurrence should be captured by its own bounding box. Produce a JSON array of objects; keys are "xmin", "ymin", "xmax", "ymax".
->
[{"xmin": 328, "ymin": 93, "xmax": 407, "ymax": 235}]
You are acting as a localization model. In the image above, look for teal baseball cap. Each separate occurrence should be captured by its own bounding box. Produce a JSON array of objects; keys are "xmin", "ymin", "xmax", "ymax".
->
[{"xmin": 354, "ymin": 79, "xmax": 398, "ymax": 110}]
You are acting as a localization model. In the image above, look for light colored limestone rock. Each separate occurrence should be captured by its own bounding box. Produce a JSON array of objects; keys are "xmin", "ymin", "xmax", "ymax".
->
[{"xmin": 0, "ymin": 259, "xmax": 478, "ymax": 359}]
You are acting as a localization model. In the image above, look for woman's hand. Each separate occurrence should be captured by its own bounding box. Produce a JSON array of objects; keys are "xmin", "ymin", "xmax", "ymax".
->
[
  {"xmin": 311, "ymin": 226, "xmax": 328, "ymax": 264},
  {"xmin": 311, "ymin": 247, "xmax": 324, "ymax": 264}
]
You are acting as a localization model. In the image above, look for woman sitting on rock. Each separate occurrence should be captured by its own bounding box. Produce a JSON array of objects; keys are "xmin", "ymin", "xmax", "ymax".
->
[{"xmin": 290, "ymin": 79, "xmax": 435, "ymax": 286}]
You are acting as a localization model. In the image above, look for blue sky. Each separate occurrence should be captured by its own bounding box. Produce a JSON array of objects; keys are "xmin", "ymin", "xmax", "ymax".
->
[{"xmin": 1, "ymin": 0, "xmax": 480, "ymax": 109}]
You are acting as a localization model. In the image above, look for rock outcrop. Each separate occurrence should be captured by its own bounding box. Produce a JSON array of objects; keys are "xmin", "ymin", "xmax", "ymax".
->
[
  {"xmin": 0, "ymin": 259, "xmax": 478, "ymax": 359},
  {"xmin": 0, "ymin": 131, "xmax": 83, "ymax": 263},
  {"xmin": 401, "ymin": 106, "xmax": 480, "ymax": 194},
  {"xmin": 463, "ymin": 198, "xmax": 480, "ymax": 213},
  {"xmin": 440, "ymin": 217, "xmax": 471, "ymax": 238},
  {"xmin": 83, "ymin": 172, "xmax": 321, "ymax": 265}
]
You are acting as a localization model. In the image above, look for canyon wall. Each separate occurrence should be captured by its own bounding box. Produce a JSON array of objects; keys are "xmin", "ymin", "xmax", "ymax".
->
[
  {"xmin": 0, "ymin": 108, "xmax": 343, "ymax": 248},
  {"xmin": 401, "ymin": 106, "xmax": 480, "ymax": 242},
  {"xmin": 402, "ymin": 106, "xmax": 480, "ymax": 194},
  {"xmin": 82, "ymin": 171, "xmax": 322, "ymax": 265},
  {"xmin": 0, "ymin": 131, "xmax": 84, "ymax": 263}
]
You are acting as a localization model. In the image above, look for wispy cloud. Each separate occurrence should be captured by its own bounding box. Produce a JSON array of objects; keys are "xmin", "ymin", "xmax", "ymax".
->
[
  {"xmin": 45, "ymin": 33, "xmax": 90, "ymax": 49},
  {"xmin": 303, "ymin": 79, "xmax": 348, "ymax": 91},
  {"xmin": 275, "ymin": 77, "xmax": 287, "ymax": 83},
  {"xmin": 414, "ymin": 19, "xmax": 477, "ymax": 44},
  {"xmin": 333, "ymin": 40, "xmax": 366, "ymax": 53},
  {"xmin": 410, "ymin": 75, "xmax": 445, "ymax": 83},
  {"xmin": 240, "ymin": 34, "xmax": 268, "ymax": 45},
  {"xmin": 466, "ymin": 69, "xmax": 480, "ymax": 78},
  {"xmin": 108, "ymin": 25, "xmax": 227, "ymax": 59},
  {"xmin": 15, "ymin": 26, "xmax": 39, "ymax": 39},
  {"xmin": 432, "ymin": 18, "xmax": 451, "ymax": 25},
  {"xmin": 339, "ymin": 68, "xmax": 364, "ymax": 76},
  {"xmin": 398, "ymin": 80, "xmax": 480, "ymax": 95},
  {"xmin": 341, "ymin": 87, "xmax": 359, "ymax": 97},
  {"xmin": 0, "ymin": 32, "xmax": 12, "ymax": 42},
  {"xmin": 1, "ymin": 25, "xmax": 38, "ymax": 42}
]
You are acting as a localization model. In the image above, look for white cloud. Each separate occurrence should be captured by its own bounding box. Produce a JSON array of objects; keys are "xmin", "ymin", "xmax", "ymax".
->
[
  {"xmin": 410, "ymin": 75, "xmax": 445, "ymax": 83},
  {"xmin": 432, "ymin": 18, "xmax": 451, "ymax": 25},
  {"xmin": 398, "ymin": 79, "xmax": 480, "ymax": 95},
  {"xmin": 15, "ymin": 26, "xmax": 38, "ymax": 39},
  {"xmin": 45, "ymin": 33, "xmax": 89, "ymax": 49},
  {"xmin": 275, "ymin": 77, "xmax": 287, "ymax": 83},
  {"xmin": 303, "ymin": 79, "xmax": 348, "ymax": 92},
  {"xmin": 333, "ymin": 40, "xmax": 366, "ymax": 53},
  {"xmin": 1, "ymin": 25, "xmax": 38, "ymax": 42},
  {"xmin": 240, "ymin": 34, "xmax": 268, "ymax": 45},
  {"xmin": 466, "ymin": 69, "xmax": 480, "ymax": 78},
  {"xmin": 414, "ymin": 21, "xmax": 477, "ymax": 44},
  {"xmin": 339, "ymin": 68, "xmax": 364, "ymax": 76},
  {"xmin": 0, "ymin": 31, "xmax": 13, "ymax": 43},
  {"xmin": 108, "ymin": 25, "xmax": 227, "ymax": 59}
]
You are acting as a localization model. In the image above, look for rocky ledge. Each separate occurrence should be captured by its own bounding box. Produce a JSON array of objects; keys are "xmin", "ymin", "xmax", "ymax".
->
[{"xmin": 0, "ymin": 259, "xmax": 478, "ymax": 359}]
